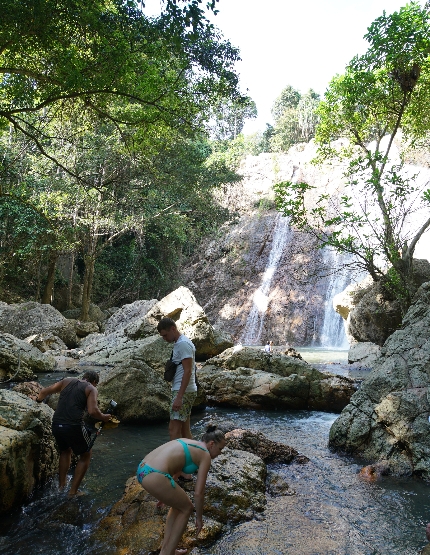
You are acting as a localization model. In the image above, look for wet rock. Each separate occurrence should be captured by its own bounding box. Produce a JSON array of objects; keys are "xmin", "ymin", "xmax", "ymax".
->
[
  {"xmin": 330, "ymin": 282, "xmax": 430, "ymax": 478},
  {"xmin": 0, "ymin": 390, "xmax": 58, "ymax": 516},
  {"xmin": 0, "ymin": 332, "xmax": 56, "ymax": 381},
  {"xmin": 225, "ymin": 428, "xmax": 307, "ymax": 464},
  {"xmin": 199, "ymin": 346, "xmax": 356, "ymax": 412},
  {"xmin": 266, "ymin": 471, "xmax": 296, "ymax": 497},
  {"xmin": 358, "ymin": 461, "xmax": 390, "ymax": 482}
]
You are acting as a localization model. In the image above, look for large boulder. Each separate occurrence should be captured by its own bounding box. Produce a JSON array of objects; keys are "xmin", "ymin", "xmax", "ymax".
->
[
  {"xmin": 93, "ymin": 336, "xmax": 207, "ymax": 421},
  {"xmin": 94, "ymin": 443, "xmax": 267, "ymax": 554},
  {"xmin": 75, "ymin": 288, "xmax": 233, "ymax": 365},
  {"xmin": 0, "ymin": 390, "xmax": 58, "ymax": 515},
  {"xmin": 335, "ymin": 260, "xmax": 430, "ymax": 346},
  {"xmin": 0, "ymin": 333, "xmax": 56, "ymax": 381},
  {"xmin": 0, "ymin": 302, "xmax": 79, "ymax": 348},
  {"xmin": 329, "ymin": 281, "xmax": 430, "ymax": 478},
  {"xmin": 198, "ymin": 346, "xmax": 356, "ymax": 412},
  {"xmin": 124, "ymin": 287, "xmax": 234, "ymax": 358}
]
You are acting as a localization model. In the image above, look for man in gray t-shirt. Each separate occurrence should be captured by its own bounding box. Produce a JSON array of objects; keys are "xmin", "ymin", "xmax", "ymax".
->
[{"xmin": 157, "ymin": 317, "xmax": 197, "ymax": 440}]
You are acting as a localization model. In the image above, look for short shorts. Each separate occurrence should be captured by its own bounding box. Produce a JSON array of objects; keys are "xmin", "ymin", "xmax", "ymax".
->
[
  {"xmin": 52, "ymin": 422, "xmax": 92, "ymax": 456},
  {"xmin": 170, "ymin": 390, "xmax": 197, "ymax": 422}
]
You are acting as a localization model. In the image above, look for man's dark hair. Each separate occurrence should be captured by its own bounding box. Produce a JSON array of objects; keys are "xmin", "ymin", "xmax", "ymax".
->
[
  {"xmin": 157, "ymin": 317, "xmax": 177, "ymax": 332},
  {"xmin": 82, "ymin": 370, "xmax": 100, "ymax": 385}
]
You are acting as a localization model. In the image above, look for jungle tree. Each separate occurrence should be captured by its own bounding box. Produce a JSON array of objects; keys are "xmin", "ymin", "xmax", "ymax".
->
[{"xmin": 275, "ymin": 2, "xmax": 430, "ymax": 314}]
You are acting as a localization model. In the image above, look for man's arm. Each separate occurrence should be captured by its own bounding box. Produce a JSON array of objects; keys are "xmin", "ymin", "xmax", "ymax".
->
[
  {"xmin": 86, "ymin": 386, "xmax": 112, "ymax": 422},
  {"xmin": 36, "ymin": 378, "xmax": 71, "ymax": 403},
  {"xmin": 172, "ymin": 357, "xmax": 192, "ymax": 412}
]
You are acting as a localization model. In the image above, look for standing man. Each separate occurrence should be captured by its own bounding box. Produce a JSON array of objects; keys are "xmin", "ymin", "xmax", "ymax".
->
[
  {"xmin": 36, "ymin": 370, "xmax": 111, "ymax": 497},
  {"xmin": 157, "ymin": 317, "xmax": 198, "ymax": 441}
]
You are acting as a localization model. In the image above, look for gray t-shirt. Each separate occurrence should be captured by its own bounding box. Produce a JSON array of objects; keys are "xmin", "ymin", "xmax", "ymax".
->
[{"xmin": 171, "ymin": 334, "xmax": 197, "ymax": 392}]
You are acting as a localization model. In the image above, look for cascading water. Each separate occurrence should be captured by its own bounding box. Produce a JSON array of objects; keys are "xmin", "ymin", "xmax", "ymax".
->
[
  {"xmin": 318, "ymin": 248, "xmax": 351, "ymax": 349},
  {"xmin": 241, "ymin": 215, "xmax": 290, "ymax": 345}
]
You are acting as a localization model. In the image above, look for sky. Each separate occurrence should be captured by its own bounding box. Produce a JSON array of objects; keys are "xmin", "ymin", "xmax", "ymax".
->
[{"xmin": 143, "ymin": 0, "xmax": 414, "ymax": 133}]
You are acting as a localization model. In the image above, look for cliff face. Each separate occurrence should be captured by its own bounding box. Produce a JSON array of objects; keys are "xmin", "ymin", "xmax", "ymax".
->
[{"xmin": 182, "ymin": 146, "xmax": 352, "ymax": 346}]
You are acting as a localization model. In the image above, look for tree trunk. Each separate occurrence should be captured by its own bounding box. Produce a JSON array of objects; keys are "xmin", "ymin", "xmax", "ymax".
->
[
  {"xmin": 81, "ymin": 253, "xmax": 96, "ymax": 321},
  {"xmin": 41, "ymin": 252, "xmax": 58, "ymax": 304},
  {"xmin": 66, "ymin": 253, "xmax": 75, "ymax": 309}
]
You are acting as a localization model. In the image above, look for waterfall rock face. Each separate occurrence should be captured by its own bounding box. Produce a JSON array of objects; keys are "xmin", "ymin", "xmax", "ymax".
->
[
  {"xmin": 329, "ymin": 282, "xmax": 430, "ymax": 478},
  {"xmin": 0, "ymin": 390, "xmax": 58, "ymax": 516},
  {"xmin": 182, "ymin": 149, "xmax": 353, "ymax": 346}
]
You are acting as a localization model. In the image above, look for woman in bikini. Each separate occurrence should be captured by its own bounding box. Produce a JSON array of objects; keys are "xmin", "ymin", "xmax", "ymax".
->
[{"xmin": 136, "ymin": 424, "xmax": 226, "ymax": 555}]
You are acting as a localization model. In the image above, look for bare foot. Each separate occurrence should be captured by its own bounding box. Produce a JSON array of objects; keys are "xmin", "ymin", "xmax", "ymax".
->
[
  {"xmin": 68, "ymin": 490, "xmax": 85, "ymax": 498},
  {"xmin": 175, "ymin": 549, "xmax": 187, "ymax": 555}
]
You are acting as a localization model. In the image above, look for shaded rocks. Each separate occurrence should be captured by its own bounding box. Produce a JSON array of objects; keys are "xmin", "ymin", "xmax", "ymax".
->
[
  {"xmin": 0, "ymin": 302, "xmax": 79, "ymax": 348},
  {"xmin": 199, "ymin": 346, "xmax": 356, "ymax": 412},
  {"xmin": 96, "ymin": 351, "xmax": 172, "ymax": 423},
  {"xmin": 329, "ymin": 282, "xmax": 430, "ymax": 478},
  {"xmin": 0, "ymin": 390, "xmax": 58, "ymax": 516},
  {"xmin": 0, "ymin": 333, "xmax": 56, "ymax": 381},
  {"xmin": 24, "ymin": 333, "xmax": 68, "ymax": 353},
  {"xmin": 335, "ymin": 260, "xmax": 430, "ymax": 346}
]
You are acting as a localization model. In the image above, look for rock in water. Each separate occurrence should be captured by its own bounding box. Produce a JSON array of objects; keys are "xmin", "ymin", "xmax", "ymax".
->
[{"xmin": 329, "ymin": 282, "xmax": 430, "ymax": 478}]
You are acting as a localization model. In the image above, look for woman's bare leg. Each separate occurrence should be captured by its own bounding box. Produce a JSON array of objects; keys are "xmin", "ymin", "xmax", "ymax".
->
[{"xmin": 140, "ymin": 473, "xmax": 193, "ymax": 555}]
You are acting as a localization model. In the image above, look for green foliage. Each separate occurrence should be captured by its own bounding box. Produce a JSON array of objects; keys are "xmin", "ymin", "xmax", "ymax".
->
[
  {"xmin": 269, "ymin": 87, "xmax": 320, "ymax": 152},
  {"xmin": 276, "ymin": 2, "xmax": 430, "ymax": 314}
]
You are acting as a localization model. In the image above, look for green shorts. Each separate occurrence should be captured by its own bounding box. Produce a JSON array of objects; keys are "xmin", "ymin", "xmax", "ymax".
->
[{"xmin": 170, "ymin": 390, "xmax": 197, "ymax": 422}]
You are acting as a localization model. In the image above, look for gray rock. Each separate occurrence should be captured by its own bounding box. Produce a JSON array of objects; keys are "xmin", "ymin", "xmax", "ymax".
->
[
  {"xmin": 199, "ymin": 346, "xmax": 356, "ymax": 412},
  {"xmin": 24, "ymin": 333, "xmax": 68, "ymax": 353},
  {"xmin": 0, "ymin": 390, "xmax": 58, "ymax": 515},
  {"xmin": 329, "ymin": 281, "xmax": 430, "ymax": 478},
  {"xmin": 0, "ymin": 333, "xmax": 56, "ymax": 381},
  {"xmin": 348, "ymin": 341, "xmax": 382, "ymax": 369},
  {"xmin": 0, "ymin": 302, "xmax": 78, "ymax": 348},
  {"xmin": 62, "ymin": 303, "xmax": 107, "ymax": 323}
]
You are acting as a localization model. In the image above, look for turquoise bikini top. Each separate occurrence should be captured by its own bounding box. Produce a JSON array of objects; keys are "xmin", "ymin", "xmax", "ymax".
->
[{"xmin": 176, "ymin": 439, "xmax": 209, "ymax": 474}]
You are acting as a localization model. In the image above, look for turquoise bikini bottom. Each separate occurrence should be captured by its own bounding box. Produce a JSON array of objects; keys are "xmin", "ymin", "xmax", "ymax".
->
[{"xmin": 136, "ymin": 461, "xmax": 176, "ymax": 488}]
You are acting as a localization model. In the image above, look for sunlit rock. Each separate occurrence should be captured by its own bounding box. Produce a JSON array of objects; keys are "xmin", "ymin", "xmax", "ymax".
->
[{"xmin": 199, "ymin": 346, "xmax": 356, "ymax": 412}]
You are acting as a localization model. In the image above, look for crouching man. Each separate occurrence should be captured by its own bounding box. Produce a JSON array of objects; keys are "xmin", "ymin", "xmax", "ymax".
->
[{"xmin": 37, "ymin": 370, "xmax": 111, "ymax": 497}]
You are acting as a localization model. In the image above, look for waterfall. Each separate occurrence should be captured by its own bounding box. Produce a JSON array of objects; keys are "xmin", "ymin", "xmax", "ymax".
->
[
  {"xmin": 241, "ymin": 215, "xmax": 290, "ymax": 345},
  {"xmin": 318, "ymin": 248, "xmax": 351, "ymax": 349}
]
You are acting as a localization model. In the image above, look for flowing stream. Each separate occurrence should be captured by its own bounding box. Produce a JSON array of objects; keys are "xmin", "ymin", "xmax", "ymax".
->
[
  {"xmin": 241, "ymin": 215, "xmax": 291, "ymax": 345},
  {"xmin": 1, "ymin": 350, "xmax": 429, "ymax": 555}
]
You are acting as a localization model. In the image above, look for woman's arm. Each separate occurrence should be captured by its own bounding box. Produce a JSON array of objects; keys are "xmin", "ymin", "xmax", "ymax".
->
[{"xmin": 193, "ymin": 455, "xmax": 211, "ymax": 535}]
